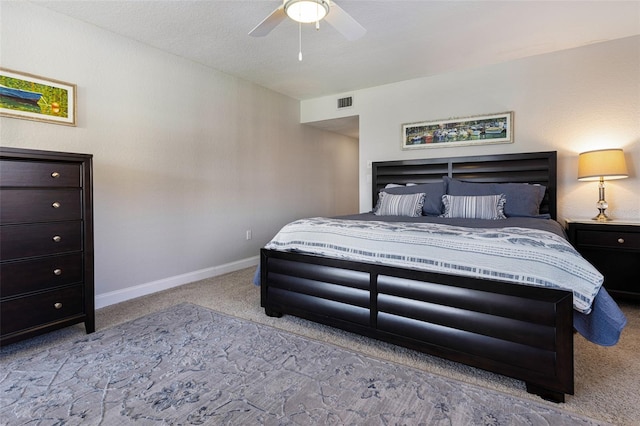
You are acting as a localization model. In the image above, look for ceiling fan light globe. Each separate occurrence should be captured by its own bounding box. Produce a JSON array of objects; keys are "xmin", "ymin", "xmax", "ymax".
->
[{"xmin": 284, "ymin": 0, "xmax": 330, "ymax": 24}]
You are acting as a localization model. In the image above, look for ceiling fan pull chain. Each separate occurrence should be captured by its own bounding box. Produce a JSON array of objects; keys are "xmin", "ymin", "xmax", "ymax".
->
[{"xmin": 298, "ymin": 22, "xmax": 303, "ymax": 61}]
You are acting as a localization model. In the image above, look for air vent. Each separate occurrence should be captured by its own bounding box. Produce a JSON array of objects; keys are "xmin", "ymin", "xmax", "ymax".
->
[{"xmin": 337, "ymin": 96, "xmax": 353, "ymax": 109}]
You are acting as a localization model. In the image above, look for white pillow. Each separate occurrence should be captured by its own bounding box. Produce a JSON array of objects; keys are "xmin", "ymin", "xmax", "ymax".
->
[
  {"xmin": 374, "ymin": 192, "xmax": 425, "ymax": 217},
  {"xmin": 440, "ymin": 194, "xmax": 506, "ymax": 220}
]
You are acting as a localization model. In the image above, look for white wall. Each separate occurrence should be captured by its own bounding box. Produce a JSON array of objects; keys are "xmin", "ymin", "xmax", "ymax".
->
[
  {"xmin": 0, "ymin": 2, "xmax": 358, "ymax": 307},
  {"xmin": 302, "ymin": 36, "xmax": 640, "ymax": 224}
]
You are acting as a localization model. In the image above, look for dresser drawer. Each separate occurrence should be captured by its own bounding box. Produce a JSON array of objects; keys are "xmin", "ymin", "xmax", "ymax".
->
[
  {"xmin": 0, "ymin": 285, "xmax": 84, "ymax": 336},
  {"xmin": 575, "ymin": 230, "xmax": 640, "ymax": 250},
  {"xmin": 0, "ymin": 160, "xmax": 81, "ymax": 187},
  {"xmin": 1, "ymin": 253, "xmax": 83, "ymax": 298},
  {"xmin": 0, "ymin": 189, "xmax": 82, "ymax": 224},
  {"xmin": 0, "ymin": 222, "xmax": 82, "ymax": 260}
]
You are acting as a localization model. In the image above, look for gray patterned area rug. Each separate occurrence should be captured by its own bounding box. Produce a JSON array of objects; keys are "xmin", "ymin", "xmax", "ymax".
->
[{"xmin": 0, "ymin": 303, "xmax": 602, "ymax": 425}]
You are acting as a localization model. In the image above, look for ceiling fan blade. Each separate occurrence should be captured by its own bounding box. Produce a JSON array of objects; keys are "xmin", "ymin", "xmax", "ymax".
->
[
  {"xmin": 248, "ymin": 5, "xmax": 286, "ymax": 37},
  {"xmin": 324, "ymin": 2, "xmax": 366, "ymax": 41}
]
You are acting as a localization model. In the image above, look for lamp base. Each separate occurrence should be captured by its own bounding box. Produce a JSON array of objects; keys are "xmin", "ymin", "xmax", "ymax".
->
[
  {"xmin": 593, "ymin": 182, "xmax": 611, "ymax": 221},
  {"xmin": 593, "ymin": 210, "xmax": 611, "ymax": 222}
]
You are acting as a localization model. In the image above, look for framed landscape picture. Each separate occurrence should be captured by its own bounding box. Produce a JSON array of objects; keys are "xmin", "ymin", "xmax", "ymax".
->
[
  {"xmin": 0, "ymin": 68, "xmax": 76, "ymax": 126},
  {"xmin": 402, "ymin": 111, "xmax": 513, "ymax": 150}
]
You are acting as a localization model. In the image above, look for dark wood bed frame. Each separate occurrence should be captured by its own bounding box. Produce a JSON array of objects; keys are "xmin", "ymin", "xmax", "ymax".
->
[{"xmin": 260, "ymin": 151, "xmax": 574, "ymax": 402}]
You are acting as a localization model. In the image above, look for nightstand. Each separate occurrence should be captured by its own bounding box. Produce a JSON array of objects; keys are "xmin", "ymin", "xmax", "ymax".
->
[{"xmin": 566, "ymin": 219, "xmax": 640, "ymax": 300}]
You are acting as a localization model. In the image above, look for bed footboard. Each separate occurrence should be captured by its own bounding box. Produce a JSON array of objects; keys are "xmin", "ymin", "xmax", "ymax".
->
[{"xmin": 260, "ymin": 249, "xmax": 574, "ymax": 402}]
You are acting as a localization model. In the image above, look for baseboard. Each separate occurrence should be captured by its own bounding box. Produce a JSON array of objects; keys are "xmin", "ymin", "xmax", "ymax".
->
[{"xmin": 95, "ymin": 256, "xmax": 260, "ymax": 309}]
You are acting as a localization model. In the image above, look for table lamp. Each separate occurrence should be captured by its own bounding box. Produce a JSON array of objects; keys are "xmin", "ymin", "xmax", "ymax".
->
[{"xmin": 578, "ymin": 148, "xmax": 628, "ymax": 221}]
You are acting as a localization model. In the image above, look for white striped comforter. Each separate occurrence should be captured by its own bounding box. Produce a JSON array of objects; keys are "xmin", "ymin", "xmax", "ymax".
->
[{"xmin": 264, "ymin": 217, "xmax": 604, "ymax": 314}]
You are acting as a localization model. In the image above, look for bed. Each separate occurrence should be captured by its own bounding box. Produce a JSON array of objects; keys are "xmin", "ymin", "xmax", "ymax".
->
[{"xmin": 258, "ymin": 151, "xmax": 626, "ymax": 403}]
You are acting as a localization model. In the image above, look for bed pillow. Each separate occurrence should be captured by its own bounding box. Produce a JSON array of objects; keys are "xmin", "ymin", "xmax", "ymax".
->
[
  {"xmin": 444, "ymin": 177, "xmax": 546, "ymax": 218},
  {"xmin": 440, "ymin": 194, "xmax": 507, "ymax": 220},
  {"xmin": 381, "ymin": 182, "xmax": 445, "ymax": 215},
  {"xmin": 374, "ymin": 192, "xmax": 425, "ymax": 217}
]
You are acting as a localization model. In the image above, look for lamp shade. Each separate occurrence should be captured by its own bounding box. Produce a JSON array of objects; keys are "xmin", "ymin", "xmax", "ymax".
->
[{"xmin": 578, "ymin": 149, "xmax": 628, "ymax": 181}]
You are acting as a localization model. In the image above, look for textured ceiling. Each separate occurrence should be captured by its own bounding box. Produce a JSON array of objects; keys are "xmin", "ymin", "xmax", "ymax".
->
[{"xmin": 33, "ymin": 0, "xmax": 640, "ymax": 103}]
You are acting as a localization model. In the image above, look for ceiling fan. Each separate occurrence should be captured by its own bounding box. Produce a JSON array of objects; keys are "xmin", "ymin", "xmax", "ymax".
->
[{"xmin": 249, "ymin": 0, "xmax": 366, "ymax": 42}]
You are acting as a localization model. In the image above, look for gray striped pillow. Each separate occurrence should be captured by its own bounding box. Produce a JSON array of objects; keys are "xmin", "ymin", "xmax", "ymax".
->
[
  {"xmin": 440, "ymin": 194, "xmax": 507, "ymax": 220},
  {"xmin": 374, "ymin": 192, "xmax": 425, "ymax": 217}
]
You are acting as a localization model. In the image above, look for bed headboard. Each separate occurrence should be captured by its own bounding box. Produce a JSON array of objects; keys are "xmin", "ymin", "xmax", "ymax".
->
[{"xmin": 372, "ymin": 151, "xmax": 557, "ymax": 219}]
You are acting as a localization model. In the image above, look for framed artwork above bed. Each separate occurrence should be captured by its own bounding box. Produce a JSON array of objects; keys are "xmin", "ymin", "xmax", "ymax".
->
[{"xmin": 402, "ymin": 111, "xmax": 513, "ymax": 150}]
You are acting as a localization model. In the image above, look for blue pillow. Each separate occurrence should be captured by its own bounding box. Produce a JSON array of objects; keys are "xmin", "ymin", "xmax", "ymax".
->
[
  {"xmin": 444, "ymin": 177, "xmax": 546, "ymax": 218},
  {"xmin": 382, "ymin": 182, "xmax": 445, "ymax": 215}
]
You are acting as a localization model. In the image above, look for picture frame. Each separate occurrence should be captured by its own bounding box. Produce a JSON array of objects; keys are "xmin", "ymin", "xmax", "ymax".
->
[
  {"xmin": 0, "ymin": 68, "xmax": 76, "ymax": 126},
  {"xmin": 402, "ymin": 112, "xmax": 513, "ymax": 150}
]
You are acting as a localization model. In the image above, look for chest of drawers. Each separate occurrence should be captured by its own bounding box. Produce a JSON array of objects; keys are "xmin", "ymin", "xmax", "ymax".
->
[
  {"xmin": 566, "ymin": 219, "xmax": 640, "ymax": 300},
  {"xmin": 0, "ymin": 147, "xmax": 94, "ymax": 345}
]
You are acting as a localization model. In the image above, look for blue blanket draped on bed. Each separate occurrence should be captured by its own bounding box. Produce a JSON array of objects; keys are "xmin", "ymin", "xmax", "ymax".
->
[
  {"xmin": 574, "ymin": 287, "xmax": 627, "ymax": 346},
  {"xmin": 256, "ymin": 215, "xmax": 627, "ymax": 346}
]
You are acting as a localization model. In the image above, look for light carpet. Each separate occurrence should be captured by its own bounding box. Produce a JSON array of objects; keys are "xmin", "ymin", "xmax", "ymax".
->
[{"xmin": 0, "ymin": 303, "xmax": 608, "ymax": 425}]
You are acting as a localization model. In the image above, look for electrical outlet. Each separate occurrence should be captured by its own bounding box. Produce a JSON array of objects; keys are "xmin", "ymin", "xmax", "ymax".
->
[{"xmin": 246, "ymin": 230, "xmax": 252, "ymax": 240}]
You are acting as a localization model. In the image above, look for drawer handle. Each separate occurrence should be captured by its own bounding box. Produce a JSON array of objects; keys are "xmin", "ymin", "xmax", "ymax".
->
[
  {"xmin": 51, "ymin": 172, "xmax": 60, "ymax": 179},
  {"xmin": 618, "ymin": 238, "xmax": 625, "ymax": 244},
  {"xmin": 53, "ymin": 268, "xmax": 63, "ymax": 276},
  {"xmin": 52, "ymin": 235, "xmax": 62, "ymax": 243},
  {"xmin": 52, "ymin": 201, "xmax": 61, "ymax": 209},
  {"xmin": 54, "ymin": 302, "xmax": 63, "ymax": 309}
]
